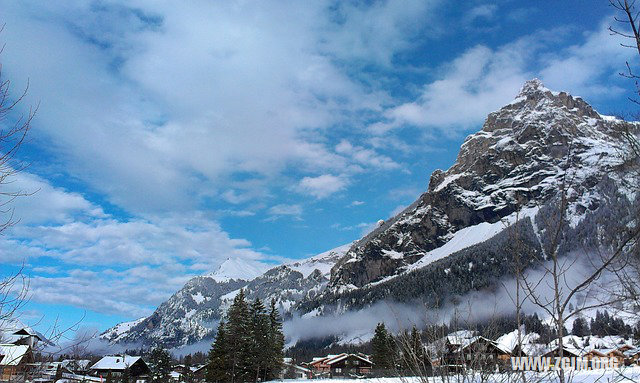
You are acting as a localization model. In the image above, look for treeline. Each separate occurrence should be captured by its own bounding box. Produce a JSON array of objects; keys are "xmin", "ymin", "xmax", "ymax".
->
[
  {"xmin": 206, "ymin": 289, "xmax": 285, "ymax": 383},
  {"xmin": 572, "ymin": 310, "xmax": 637, "ymax": 338}
]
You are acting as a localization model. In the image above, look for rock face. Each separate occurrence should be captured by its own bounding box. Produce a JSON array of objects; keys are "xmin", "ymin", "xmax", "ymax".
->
[
  {"xmin": 103, "ymin": 80, "xmax": 639, "ymax": 348},
  {"xmin": 325, "ymin": 79, "xmax": 637, "ymax": 293}
]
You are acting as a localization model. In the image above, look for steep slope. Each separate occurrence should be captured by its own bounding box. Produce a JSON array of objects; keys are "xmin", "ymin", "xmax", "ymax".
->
[
  {"xmin": 323, "ymin": 79, "xmax": 637, "ymax": 297},
  {"xmin": 101, "ymin": 245, "xmax": 349, "ymax": 348}
]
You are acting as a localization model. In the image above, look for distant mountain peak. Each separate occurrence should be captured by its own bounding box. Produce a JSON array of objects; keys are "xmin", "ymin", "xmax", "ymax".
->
[{"xmin": 207, "ymin": 257, "xmax": 268, "ymax": 282}]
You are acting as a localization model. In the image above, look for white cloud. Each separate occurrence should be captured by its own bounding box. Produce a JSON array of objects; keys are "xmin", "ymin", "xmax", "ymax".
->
[
  {"xmin": 296, "ymin": 174, "xmax": 348, "ymax": 199},
  {"xmin": 0, "ymin": 172, "xmax": 268, "ymax": 316},
  {"xmin": 268, "ymin": 204, "xmax": 303, "ymax": 217},
  {"xmin": 8, "ymin": 172, "xmax": 105, "ymax": 224},
  {"xmin": 335, "ymin": 140, "xmax": 400, "ymax": 170},
  {"xmin": 464, "ymin": 4, "xmax": 498, "ymax": 23},
  {"xmin": 0, "ymin": 1, "xmax": 435, "ymax": 214}
]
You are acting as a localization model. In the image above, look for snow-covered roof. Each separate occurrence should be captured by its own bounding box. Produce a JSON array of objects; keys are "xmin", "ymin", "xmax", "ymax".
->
[
  {"xmin": 0, "ymin": 344, "xmax": 30, "ymax": 366},
  {"xmin": 91, "ymin": 355, "xmax": 143, "ymax": 371},
  {"xmin": 495, "ymin": 330, "xmax": 542, "ymax": 355},
  {"xmin": 446, "ymin": 330, "xmax": 478, "ymax": 346},
  {"xmin": 325, "ymin": 353, "xmax": 371, "ymax": 365}
]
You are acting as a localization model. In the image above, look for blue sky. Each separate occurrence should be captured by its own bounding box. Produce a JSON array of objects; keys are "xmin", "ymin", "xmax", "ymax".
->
[{"xmin": 0, "ymin": 0, "xmax": 637, "ymax": 336}]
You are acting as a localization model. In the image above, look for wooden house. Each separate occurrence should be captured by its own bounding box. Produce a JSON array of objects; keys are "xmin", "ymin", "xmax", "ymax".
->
[
  {"xmin": 90, "ymin": 355, "xmax": 151, "ymax": 383},
  {"xmin": 0, "ymin": 344, "xmax": 33, "ymax": 382},
  {"xmin": 442, "ymin": 331, "xmax": 508, "ymax": 371},
  {"xmin": 308, "ymin": 353, "xmax": 372, "ymax": 378}
]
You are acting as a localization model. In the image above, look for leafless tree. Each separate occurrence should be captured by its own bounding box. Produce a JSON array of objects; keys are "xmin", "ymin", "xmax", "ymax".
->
[{"xmin": 0, "ymin": 23, "xmax": 36, "ymax": 338}]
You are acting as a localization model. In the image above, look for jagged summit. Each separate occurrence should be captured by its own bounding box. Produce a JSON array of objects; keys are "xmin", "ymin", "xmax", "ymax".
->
[
  {"xmin": 518, "ymin": 78, "xmax": 548, "ymax": 95},
  {"xmin": 325, "ymin": 79, "xmax": 637, "ymax": 292}
]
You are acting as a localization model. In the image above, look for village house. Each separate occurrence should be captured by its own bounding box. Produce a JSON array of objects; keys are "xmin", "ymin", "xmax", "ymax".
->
[
  {"xmin": 440, "ymin": 331, "xmax": 509, "ymax": 371},
  {"xmin": 307, "ymin": 353, "xmax": 372, "ymax": 378},
  {"xmin": 60, "ymin": 359, "xmax": 93, "ymax": 375},
  {"xmin": 282, "ymin": 358, "xmax": 311, "ymax": 380},
  {"xmin": 9, "ymin": 329, "xmax": 43, "ymax": 349},
  {"xmin": 0, "ymin": 344, "xmax": 33, "ymax": 382},
  {"xmin": 90, "ymin": 355, "xmax": 151, "ymax": 383}
]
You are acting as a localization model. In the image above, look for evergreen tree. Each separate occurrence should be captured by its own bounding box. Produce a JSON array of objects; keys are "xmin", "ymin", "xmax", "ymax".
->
[
  {"xmin": 249, "ymin": 298, "xmax": 271, "ymax": 382},
  {"xmin": 106, "ymin": 372, "xmax": 113, "ymax": 383},
  {"xmin": 226, "ymin": 289, "xmax": 253, "ymax": 382},
  {"xmin": 371, "ymin": 323, "xmax": 393, "ymax": 374},
  {"xmin": 571, "ymin": 317, "xmax": 589, "ymax": 337},
  {"xmin": 207, "ymin": 319, "xmax": 230, "ymax": 383},
  {"xmin": 149, "ymin": 347, "xmax": 172, "ymax": 383},
  {"xmin": 265, "ymin": 299, "xmax": 285, "ymax": 382}
]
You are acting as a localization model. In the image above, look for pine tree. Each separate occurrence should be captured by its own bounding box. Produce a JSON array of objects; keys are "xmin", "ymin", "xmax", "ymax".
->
[
  {"xmin": 226, "ymin": 289, "xmax": 253, "ymax": 382},
  {"xmin": 207, "ymin": 319, "xmax": 230, "ymax": 383},
  {"xmin": 571, "ymin": 317, "xmax": 589, "ymax": 337},
  {"xmin": 371, "ymin": 323, "xmax": 393, "ymax": 374},
  {"xmin": 265, "ymin": 299, "xmax": 285, "ymax": 381},
  {"xmin": 149, "ymin": 347, "xmax": 172, "ymax": 383},
  {"xmin": 248, "ymin": 298, "xmax": 270, "ymax": 382}
]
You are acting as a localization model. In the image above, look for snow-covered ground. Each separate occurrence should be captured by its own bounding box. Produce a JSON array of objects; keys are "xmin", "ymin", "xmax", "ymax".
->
[{"xmin": 268, "ymin": 367, "xmax": 640, "ymax": 382}]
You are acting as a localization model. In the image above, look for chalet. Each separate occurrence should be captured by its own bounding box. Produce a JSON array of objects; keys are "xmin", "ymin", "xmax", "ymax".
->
[
  {"xmin": 441, "ymin": 331, "xmax": 508, "ymax": 371},
  {"xmin": 10, "ymin": 329, "xmax": 43, "ymax": 349},
  {"xmin": 61, "ymin": 359, "xmax": 92, "ymax": 374},
  {"xmin": 0, "ymin": 344, "xmax": 33, "ymax": 382},
  {"xmin": 495, "ymin": 330, "xmax": 545, "ymax": 357},
  {"xmin": 282, "ymin": 358, "xmax": 311, "ymax": 380},
  {"xmin": 191, "ymin": 365, "xmax": 207, "ymax": 382},
  {"xmin": 623, "ymin": 347, "xmax": 640, "ymax": 365},
  {"xmin": 542, "ymin": 346, "xmax": 582, "ymax": 359},
  {"xmin": 307, "ymin": 353, "xmax": 372, "ymax": 378},
  {"xmin": 90, "ymin": 355, "xmax": 151, "ymax": 383},
  {"xmin": 27, "ymin": 361, "xmax": 73, "ymax": 383}
]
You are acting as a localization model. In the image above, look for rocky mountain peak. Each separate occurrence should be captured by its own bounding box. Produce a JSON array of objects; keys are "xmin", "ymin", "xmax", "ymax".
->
[
  {"xmin": 517, "ymin": 78, "xmax": 548, "ymax": 96},
  {"xmin": 326, "ymin": 79, "xmax": 634, "ymax": 291}
]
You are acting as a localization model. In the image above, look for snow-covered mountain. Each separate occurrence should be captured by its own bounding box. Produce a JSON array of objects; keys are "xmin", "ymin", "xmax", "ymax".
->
[
  {"xmin": 298, "ymin": 78, "xmax": 638, "ymax": 315},
  {"xmin": 100, "ymin": 245, "xmax": 350, "ymax": 348},
  {"xmin": 103, "ymin": 79, "xmax": 639, "ymax": 349}
]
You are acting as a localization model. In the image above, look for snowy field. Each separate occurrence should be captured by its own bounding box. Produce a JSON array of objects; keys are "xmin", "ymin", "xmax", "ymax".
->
[{"xmin": 268, "ymin": 366, "xmax": 640, "ymax": 382}]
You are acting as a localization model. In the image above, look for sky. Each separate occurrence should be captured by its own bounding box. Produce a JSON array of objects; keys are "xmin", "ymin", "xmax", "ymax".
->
[{"xmin": 0, "ymin": 0, "xmax": 637, "ymax": 336}]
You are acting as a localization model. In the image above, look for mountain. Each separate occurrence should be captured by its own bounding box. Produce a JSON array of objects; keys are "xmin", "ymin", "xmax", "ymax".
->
[
  {"xmin": 100, "ymin": 244, "xmax": 350, "ymax": 348},
  {"xmin": 103, "ymin": 79, "xmax": 638, "ymax": 349},
  {"xmin": 299, "ymin": 78, "xmax": 637, "ymax": 314}
]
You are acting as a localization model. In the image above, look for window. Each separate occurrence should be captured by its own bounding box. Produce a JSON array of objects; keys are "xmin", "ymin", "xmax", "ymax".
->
[{"xmin": 334, "ymin": 368, "xmax": 342, "ymax": 373}]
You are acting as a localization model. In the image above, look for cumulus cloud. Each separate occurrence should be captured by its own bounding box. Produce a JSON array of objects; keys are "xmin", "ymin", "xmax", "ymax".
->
[{"xmin": 295, "ymin": 174, "xmax": 348, "ymax": 199}]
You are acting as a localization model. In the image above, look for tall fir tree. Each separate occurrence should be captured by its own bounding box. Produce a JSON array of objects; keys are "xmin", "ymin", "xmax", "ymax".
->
[
  {"xmin": 371, "ymin": 322, "xmax": 393, "ymax": 374},
  {"xmin": 206, "ymin": 319, "xmax": 230, "ymax": 383},
  {"xmin": 226, "ymin": 289, "xmax": 253, "ymax": 382},
  {"xmin": 149, "ymin": 347, "xmax": 172, "ymax": 383},
  {"xmin": 266, "ymin": 299, "xmax": 285, "ymax": 381},
  {"xmin": 249, "ymin": 298, "xmax": 271, "ymax": 382}
]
